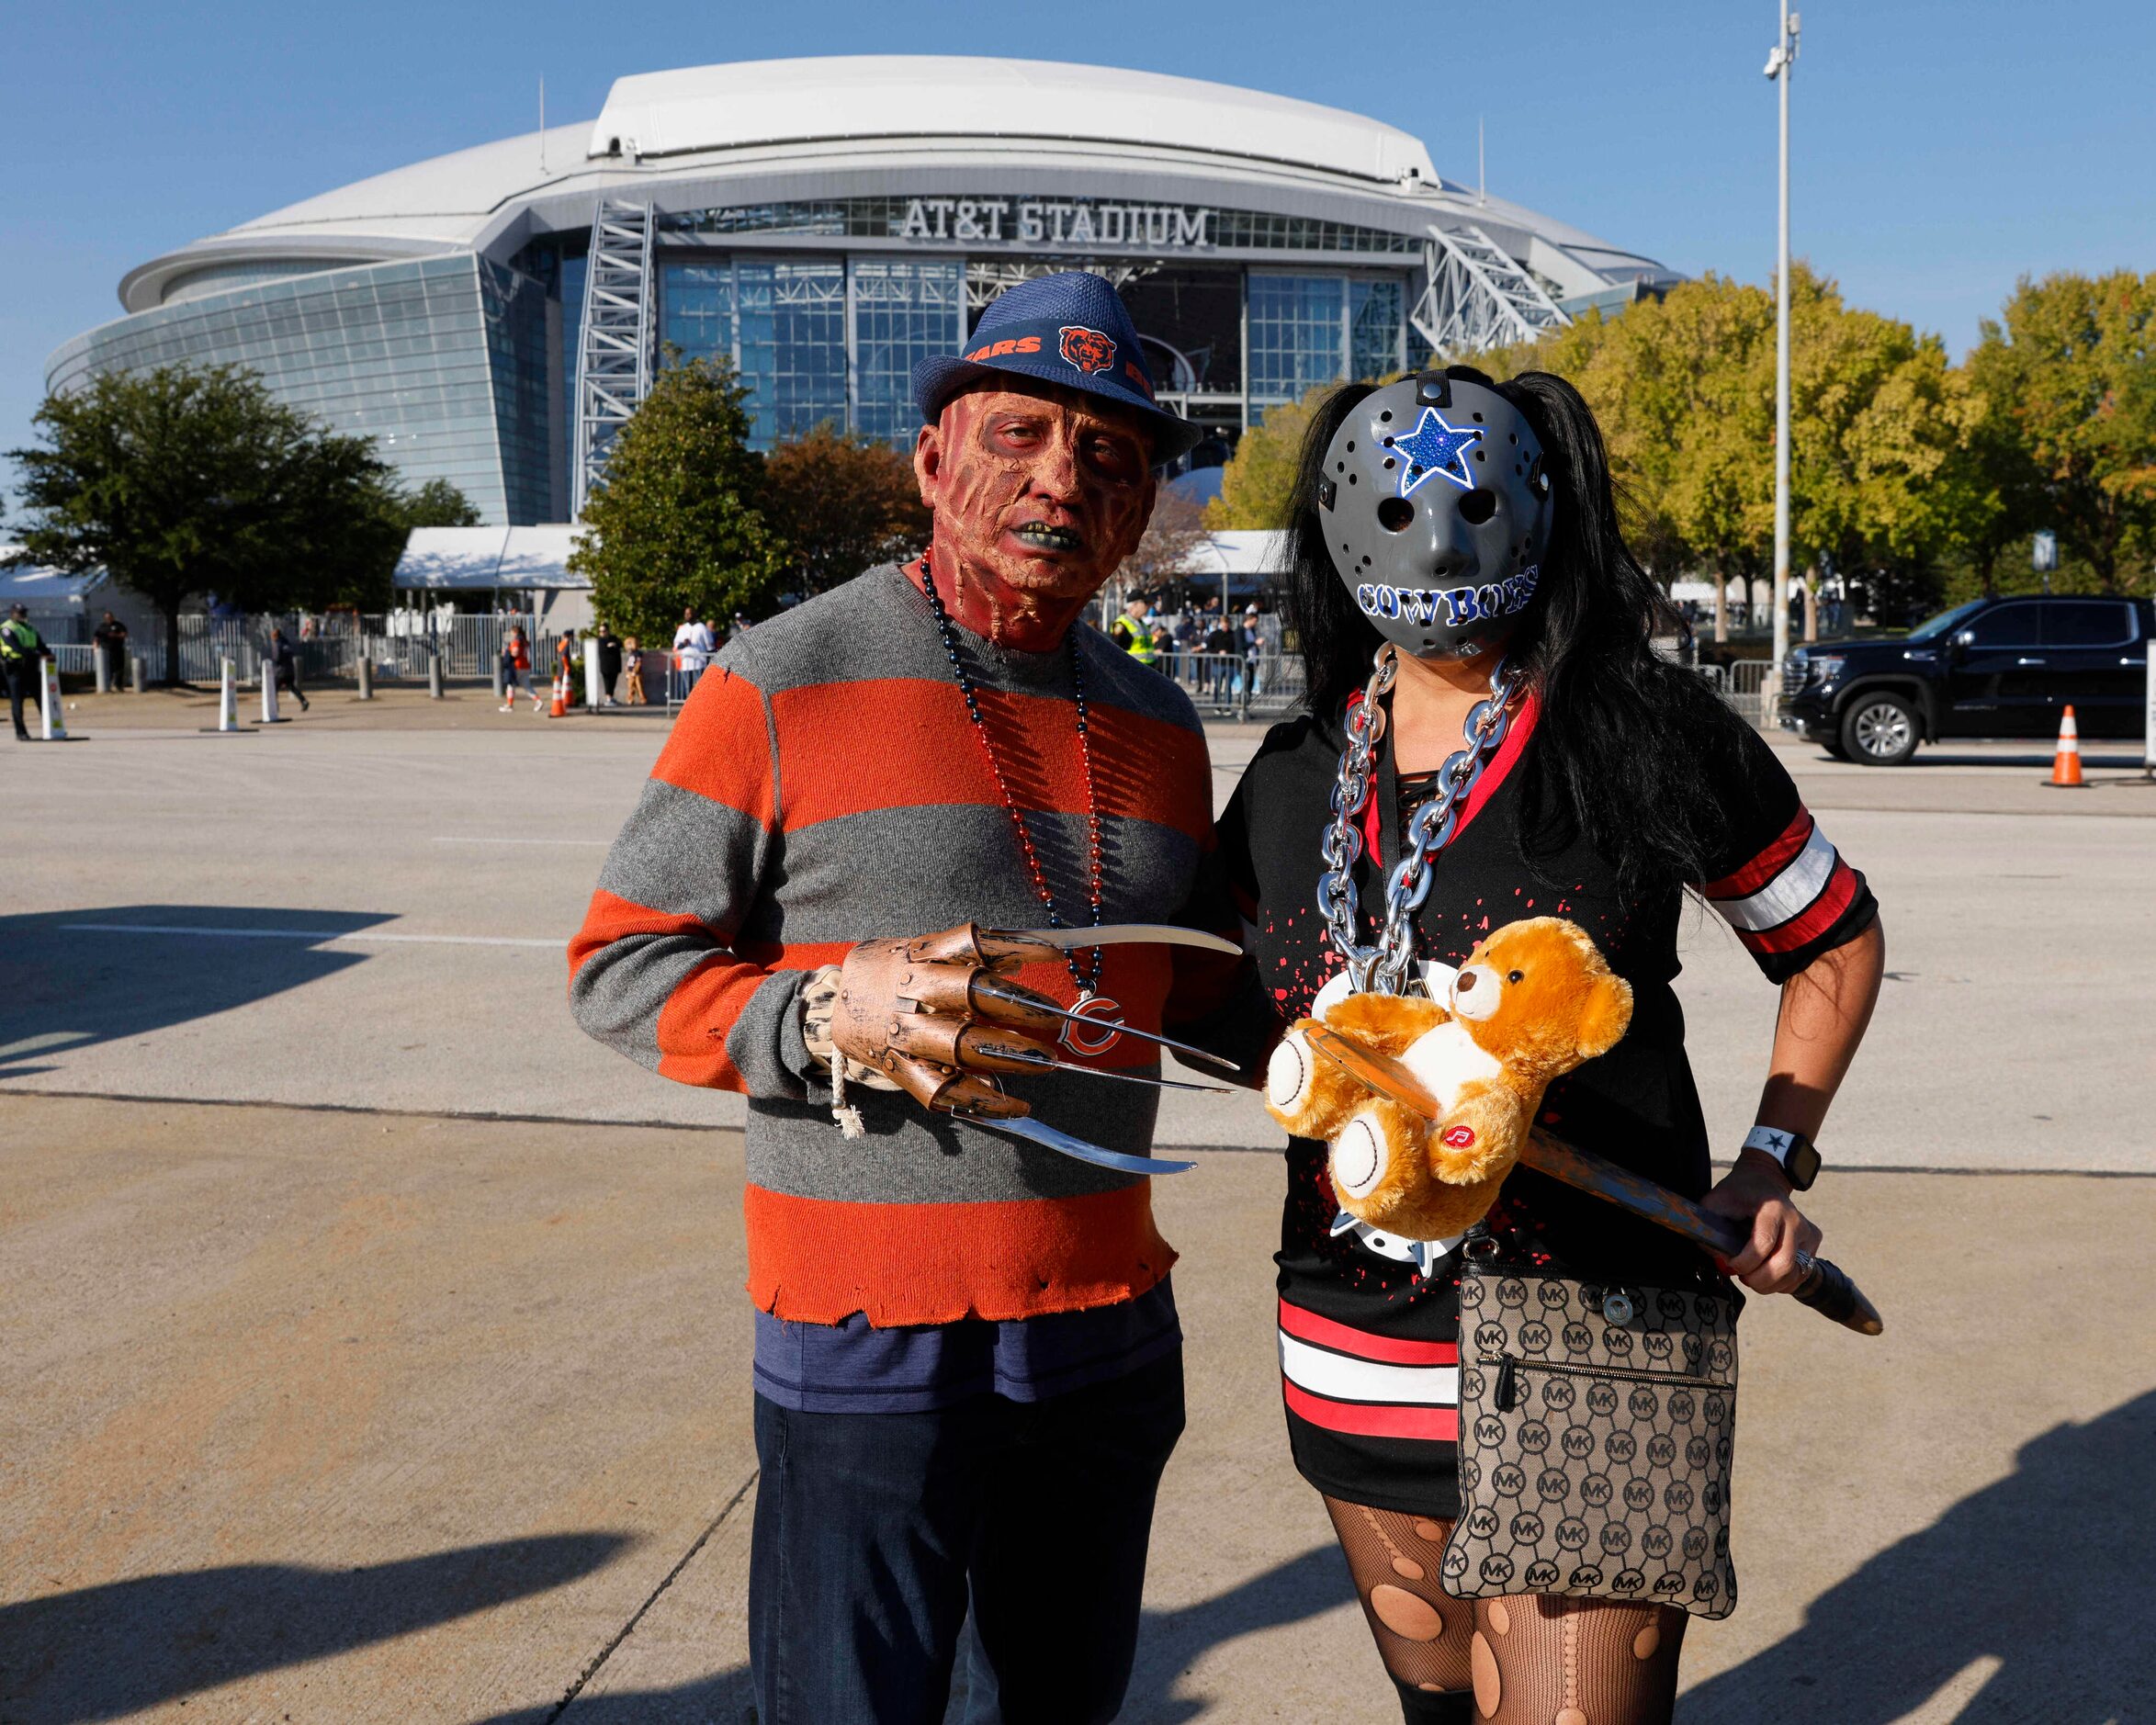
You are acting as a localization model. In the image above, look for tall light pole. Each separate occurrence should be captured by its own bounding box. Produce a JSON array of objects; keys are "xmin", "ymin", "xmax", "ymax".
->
[{"xmin": 1765, "ymin": 7, "xmax": 1800, "ymax": 713}]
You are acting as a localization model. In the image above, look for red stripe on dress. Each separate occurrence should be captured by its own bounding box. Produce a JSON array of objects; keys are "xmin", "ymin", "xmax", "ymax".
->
[
  {"xmin": 1704, "ymin": 806, "xmax": 1813, "ymax": 900},
  {"xmin": 1283, "ymin": 1381, "xmax": 1462, "ymax": 1442},
  {"xmin": 1279, "ymin": 1298, "xmax": 1462, "ymax": 1367},
  {"xmin": 1736, "ymin": 859, "xmax": 1861, "ymax": 955}
]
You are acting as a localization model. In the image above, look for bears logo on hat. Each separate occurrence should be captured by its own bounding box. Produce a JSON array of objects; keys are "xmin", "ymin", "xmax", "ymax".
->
[{"xmin": 1058, "ymin": 325, "xmax": 1117, "ymax": 376}]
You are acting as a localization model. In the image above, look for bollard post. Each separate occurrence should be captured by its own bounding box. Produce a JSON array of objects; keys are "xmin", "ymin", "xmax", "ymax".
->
[
  {"xmin": 94, "ymin": 648, "xmax": 111, "ymax": 695},
  {"xmin": 357, "ymin": 646, "xmax": 374, "ymax": 701},
  {"xmin": 583, "ymin": 637, "xmax": 604, "ymax": 713},
  {"xmin": 491, "ymin": 651, "xmax": 505, "ymax": 701},
  {"xmin": 261, "ymin": 658, "xmax": 281, "ymax": 724},
  {"xmin": 428, "ymin": 648, "xmax": 446, "ymax": 701},
  {"xmin": 130, "ymin": 652, "xmax": 145, "ymax": 693},
  {"xmin": 40, "ymin": 659, "xmax": 67, "ymax": 740},
  {"xmin": 219, "ymin": 657, "xmax": 239, "ymax": 731}
]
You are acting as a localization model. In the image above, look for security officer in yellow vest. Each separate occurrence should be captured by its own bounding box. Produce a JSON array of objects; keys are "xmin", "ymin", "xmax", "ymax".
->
[
  {"xmin": 2, "ymin": 604, "xmax": 52, "ymax": 741},
  {"xmin": 1108, "ymin": 594, "xmax": 1157, "ymax": 667}
]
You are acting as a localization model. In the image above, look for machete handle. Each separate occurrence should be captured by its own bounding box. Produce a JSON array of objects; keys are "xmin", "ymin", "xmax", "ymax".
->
[{"xmin": 1791, "ymin": 1254, "xmax": 1885, "ymax": 1336}]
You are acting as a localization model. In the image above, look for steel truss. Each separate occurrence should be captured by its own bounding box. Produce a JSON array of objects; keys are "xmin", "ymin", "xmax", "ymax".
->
[
  {"xmin": 963, "ymin": 259, "xmax": 1160, "ymax": 310},
  {"xmin": 1409, "ymin": 223, "xmax": 1571, "ymax": 361},
  {"xmin": 570, "ymin": 199, "xmax": 656, "ymax": 519}
]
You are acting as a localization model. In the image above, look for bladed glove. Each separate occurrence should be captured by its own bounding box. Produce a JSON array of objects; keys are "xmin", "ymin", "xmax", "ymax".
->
[{"xmin": 818, "ymin": 923, "xmax": 1077, "ymax": 1118}]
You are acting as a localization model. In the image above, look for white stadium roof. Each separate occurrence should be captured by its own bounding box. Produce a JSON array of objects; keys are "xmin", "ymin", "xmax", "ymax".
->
[
  {"xmin": 587, "ymin": 58, "xmax": 1435, "ymax": 182},
  {"xmin": 117, "ymin": 55, "xmax": 1666, "ymax": 315}
]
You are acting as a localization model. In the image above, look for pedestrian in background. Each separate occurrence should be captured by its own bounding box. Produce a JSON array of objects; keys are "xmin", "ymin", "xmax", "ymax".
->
[
  {"xmin": 622, "ymin": 637, "xmax": 646, "ymax": 706},
  {"xmin": 93, "ymin": 610, "xmax": 130, "ymax": 691},
  {"xmin": 555, "ymin": 632, "xmax": 581, "ymax": 706},
  {"xmin": 500, "ymin": 626, "xmax": 539, "ymax": 713},
  {"xmin": 594, "ymin": 623, "xmax": 624, "ymax": 707},
  {"xmin": 1203, "ymin": 608, "xmax": 1235, "ymax": 699},
  {"xmin": 2, "ymin": 604, "xmax": 51, "ymax": 739},
  {"xmin": 672, "ymin": 607, "xmax": 711, "ymax": 697},
  {"xmin": 267, "ymin": 626, "xmax": 310, "ymax": 712},
  {"xmin": 1110, "ymin": 594, "xmax": 1155, "ymax": 665}
]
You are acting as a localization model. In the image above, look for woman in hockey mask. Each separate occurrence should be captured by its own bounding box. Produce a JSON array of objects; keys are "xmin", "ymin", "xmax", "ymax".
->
[{"xmin": 1214, "ymin": 368, "xmax": 1884, "ymax": 1723}]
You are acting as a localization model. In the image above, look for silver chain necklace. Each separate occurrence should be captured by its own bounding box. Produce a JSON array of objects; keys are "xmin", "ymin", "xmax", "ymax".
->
[{"xmin": 1315, "ymin": 644, "xmax": 1527, "ymax": 996}]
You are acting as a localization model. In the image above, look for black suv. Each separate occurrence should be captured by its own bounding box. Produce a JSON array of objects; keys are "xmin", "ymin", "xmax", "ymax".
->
[{"xmin": 1778, "ymin": 593, "xmax": 2152, "ymax": 764}]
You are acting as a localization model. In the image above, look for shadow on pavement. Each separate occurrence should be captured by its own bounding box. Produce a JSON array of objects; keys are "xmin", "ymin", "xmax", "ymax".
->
[
  {"xmin": 1682, "ymin": 1387, "xmax": 2156, "ymax": 1723},
  {"xmin": 461, "ymin": 1541, "xmax": 1355, "ymax": 1725},
  {"xmin": 0, "ymin": 1533, "xmax": 633, "ymax": 1724},
  {"xmin": 0, "ymin": 906, "xmax": 392, "ymax": 1074}
]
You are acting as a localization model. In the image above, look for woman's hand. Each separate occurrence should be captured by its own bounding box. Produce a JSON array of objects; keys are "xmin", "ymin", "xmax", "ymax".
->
[{"xmin": 1700, "ymin": 1155, "xmax": 1823, "ymax": 1295}]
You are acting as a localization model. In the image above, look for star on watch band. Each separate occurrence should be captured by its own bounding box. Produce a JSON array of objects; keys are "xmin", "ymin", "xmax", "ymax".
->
[{"xmin": 1742, "ymin": 1123, "xmax": 1819, "ymax": 1189}]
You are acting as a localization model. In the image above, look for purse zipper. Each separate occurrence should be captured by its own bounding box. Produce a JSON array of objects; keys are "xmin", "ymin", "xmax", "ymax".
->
[{"xmin": 1485, "ymin": 1352, "xmax": 1727, "ymax": 1413}]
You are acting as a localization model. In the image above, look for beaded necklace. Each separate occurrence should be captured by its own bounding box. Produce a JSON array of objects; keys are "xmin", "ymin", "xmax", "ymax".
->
[{"xmin": 916, "ymin": 555, "xmax": 1121, "ymax": 1054}]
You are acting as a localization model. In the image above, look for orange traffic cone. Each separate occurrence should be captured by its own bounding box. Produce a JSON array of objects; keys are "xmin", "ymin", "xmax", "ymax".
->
[
  {"xmin": 2047, "ymin": 705, "xmax": 2084, "ymax": 787},
  {"xmin": 548, "ymin": 670, "xmax": 566, "ymax": 718}
]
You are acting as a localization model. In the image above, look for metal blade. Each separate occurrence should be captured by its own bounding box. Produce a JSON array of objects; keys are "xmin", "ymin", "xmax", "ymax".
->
[
  {"xmin": 996, "ymin": 923, "xmax": 1243, "ymax": 956},
  {"xmin": 972, "ymin": 1113, "xmax": 1197, "ymax": 1176},
  {"xmin": 974, "ymin": 979, "xmax": 1242, "ymax": 1073},
  {"xmin": 1044, "ymin": 1058, "xmax": 1231, "ymax": 1095},
  {"xmin": 1305, "ymin": 1028, "xmax": 1442, "ymax": 1117}
]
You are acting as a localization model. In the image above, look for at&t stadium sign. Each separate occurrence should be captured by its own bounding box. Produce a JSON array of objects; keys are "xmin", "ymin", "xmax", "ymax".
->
[{"xmin": 895, "ymin": 197, "xmax": 1214, "ymax": 250}]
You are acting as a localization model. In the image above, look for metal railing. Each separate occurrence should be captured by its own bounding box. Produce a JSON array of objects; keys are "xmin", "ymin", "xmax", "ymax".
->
[{"xmin": 1095, "ymin": 648, "xmax": 1306, "ymax": 719}]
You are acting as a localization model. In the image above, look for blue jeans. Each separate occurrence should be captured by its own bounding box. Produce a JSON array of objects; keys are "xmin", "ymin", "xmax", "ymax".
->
[{"xmin": 749, "ymin": 1352, "xmax": 1184, "ymax": 1725}]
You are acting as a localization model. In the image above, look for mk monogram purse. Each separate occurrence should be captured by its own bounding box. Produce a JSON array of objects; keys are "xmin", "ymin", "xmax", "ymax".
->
[{"xmin": 1440, "ymin": 1247, "xmax": 1741, "ymax": 1618}]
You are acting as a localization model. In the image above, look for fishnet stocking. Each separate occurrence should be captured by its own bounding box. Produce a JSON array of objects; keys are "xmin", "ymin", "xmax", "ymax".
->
[
  {"xmin": 1324, "ymin": 1497, "xmax": 1476, "ymax": 1697},
  {"xmin": 1324, "ymin": 1496, "xmax": 1688, "ymax": 1724}
]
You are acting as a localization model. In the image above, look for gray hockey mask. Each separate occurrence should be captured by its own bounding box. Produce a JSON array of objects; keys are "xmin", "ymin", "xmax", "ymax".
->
[{"xmin": 1316, "ymin": 372, "xmax": 1554, "ymax": 659}]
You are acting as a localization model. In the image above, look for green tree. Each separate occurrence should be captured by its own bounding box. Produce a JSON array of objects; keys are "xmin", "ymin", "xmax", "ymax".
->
[
  {"xmin": 388, "ymin": 476, "xmax": 483, "ymax": 530},
  {"xmin": 1965, "ymin": 270, "xmax": 2156, "ymax": 594},
  {"xmin": 568, "ymin": 355, "xmax": 788, "ymax": 641},
  {"xmin": 1489, "ymin": 265, "xmax": 1994, "ymax": 626},
  {"xmin": 6, "ymin": 364, "xmax": 406, "ymax": 681},
  {"xmin": 1203, "ymin": 386, "xmax": 1338, "ymax": 531},
  {"xmin": 762, "ymin": 423, "xmax": 931, "ymax": 596}
]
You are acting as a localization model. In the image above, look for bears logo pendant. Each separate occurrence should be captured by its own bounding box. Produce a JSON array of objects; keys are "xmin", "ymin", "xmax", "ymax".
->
[{"xmin": 1060, "ymin": 990, "xmax": 1123, "ymax": 1057}]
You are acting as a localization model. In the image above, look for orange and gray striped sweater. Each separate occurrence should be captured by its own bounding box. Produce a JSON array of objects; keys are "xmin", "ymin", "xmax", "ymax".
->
[{"xmin": 568, "ymin": 563, "xmax": 1264, "ymax": 1328}]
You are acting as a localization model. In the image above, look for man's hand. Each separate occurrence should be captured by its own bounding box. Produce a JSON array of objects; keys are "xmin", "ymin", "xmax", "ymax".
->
[
  {"xmin": 826, "ymin": 924, "xmax": 1067, "ymax": 1118},
  {"xmin": 1700, "ymin": 1150, "xmax": 1823, "ymax": 1295}
]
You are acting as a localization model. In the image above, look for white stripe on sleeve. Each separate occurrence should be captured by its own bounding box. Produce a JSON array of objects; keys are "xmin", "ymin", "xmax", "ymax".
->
[{"xmin": 1711, "ymin": 822, "xmax": 1838, "ymax": 932}]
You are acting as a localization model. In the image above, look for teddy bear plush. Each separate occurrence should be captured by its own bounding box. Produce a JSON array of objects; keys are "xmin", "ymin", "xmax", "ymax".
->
[{"xmin": 1264, "ymin": 918, "xmax": 1634, "ymax": 1243}]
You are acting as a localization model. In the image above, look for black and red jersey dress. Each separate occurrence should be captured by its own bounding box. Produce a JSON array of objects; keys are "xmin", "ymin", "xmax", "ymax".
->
[{"xmin": 1215, "ymin": 690, "xmax": 1878, "ymax": 1518}]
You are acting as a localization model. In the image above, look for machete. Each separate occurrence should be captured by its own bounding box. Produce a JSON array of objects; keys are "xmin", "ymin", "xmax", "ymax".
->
[
  {"xmin": 971, "ymin": 1112, "xmax": 1197, "ymax": 1177},
  {"xmin": 1303, "ymin": 1027, "xmax": 1883, "ymax": 1336}
]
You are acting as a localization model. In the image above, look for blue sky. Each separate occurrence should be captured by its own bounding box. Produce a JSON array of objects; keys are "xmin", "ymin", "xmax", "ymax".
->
[{"xmin": 4, "ymin": 0, "xmax": 2150, "ymax": 486}]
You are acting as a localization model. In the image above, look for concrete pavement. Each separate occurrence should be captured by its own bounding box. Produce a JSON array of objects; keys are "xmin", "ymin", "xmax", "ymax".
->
[
  {"xmin": 3, "ymin": 1092, "xmax": 2150, "ymax": 1722},
  {"xmin": 6, "ymin": 705, "xmax": 2150, "ymax": 1169},
  {"xmin": 4, "ymin": 692, "xmax": 2153, "ymax": 1721}
]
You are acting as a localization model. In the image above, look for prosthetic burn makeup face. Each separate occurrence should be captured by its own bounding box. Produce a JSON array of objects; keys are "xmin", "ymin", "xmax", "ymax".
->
[{"xmin": 913, "ymin": 382, "xmax": 1157, "ymax": 649}]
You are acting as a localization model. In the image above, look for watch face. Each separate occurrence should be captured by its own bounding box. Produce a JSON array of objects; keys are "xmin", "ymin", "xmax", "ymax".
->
[{"xmin": 1785, "ymin": 1140, "xmax": 1822, "ymax": 1190}]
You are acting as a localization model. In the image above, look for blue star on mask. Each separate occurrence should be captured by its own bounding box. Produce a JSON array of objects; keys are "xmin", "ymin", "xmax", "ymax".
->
[{"xmin": 1389, "ymin": 407, "xmax": 1483, "ymax": 496}]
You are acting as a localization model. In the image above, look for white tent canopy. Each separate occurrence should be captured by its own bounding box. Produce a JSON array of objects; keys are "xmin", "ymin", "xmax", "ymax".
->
[{"xmin": 393, "ymin": 525, "xmax": 587, "ymax": 592}]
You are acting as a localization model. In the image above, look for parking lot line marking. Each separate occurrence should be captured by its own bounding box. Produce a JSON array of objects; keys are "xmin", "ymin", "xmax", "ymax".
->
[
  {"xmin": 433, "ymin": 836, "xmax": 611, "ymax": 846},
  {"xmin": 62, "ymin": 922, "xmax": 562, "ymax": 949}
]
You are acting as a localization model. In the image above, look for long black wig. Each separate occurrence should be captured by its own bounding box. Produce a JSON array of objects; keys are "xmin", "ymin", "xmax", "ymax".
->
[{"xmin": 1277, "ymin": 366, "xmax": 1744, "ymax": 893}]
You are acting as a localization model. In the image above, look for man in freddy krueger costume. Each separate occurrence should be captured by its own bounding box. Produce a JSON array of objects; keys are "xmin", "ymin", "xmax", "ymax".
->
[{"xmin": 568, "ymin": 272, "xmax": 1271, "ymax": 1724}]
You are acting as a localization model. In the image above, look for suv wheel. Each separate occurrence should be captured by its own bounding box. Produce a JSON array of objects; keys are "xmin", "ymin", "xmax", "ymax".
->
[{"xmin": 1841, "ymin": 693, "xmax": 1919, "ymax": 766}]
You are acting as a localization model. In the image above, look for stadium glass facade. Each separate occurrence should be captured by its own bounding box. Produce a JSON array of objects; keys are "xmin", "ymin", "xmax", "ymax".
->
[
  {"xmin": 60, "ymin": 207, "xmax": 1415, "ymax": 525},
  {"xmin": 48, "ymin": 254, "xmax": 558, "ymax": 524}
]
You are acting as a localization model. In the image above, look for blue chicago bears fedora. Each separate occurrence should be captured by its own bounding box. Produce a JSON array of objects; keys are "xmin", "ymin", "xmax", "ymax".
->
[{"xmin": 911, "ymin": 271, "xmax": 1203, "ymax": 461}]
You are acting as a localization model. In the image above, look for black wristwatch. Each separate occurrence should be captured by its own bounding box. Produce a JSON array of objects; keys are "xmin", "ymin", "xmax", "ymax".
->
[{"xmin": 1742, "ymin": 1124, "xmax": 1820, "ymax": 1191}]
